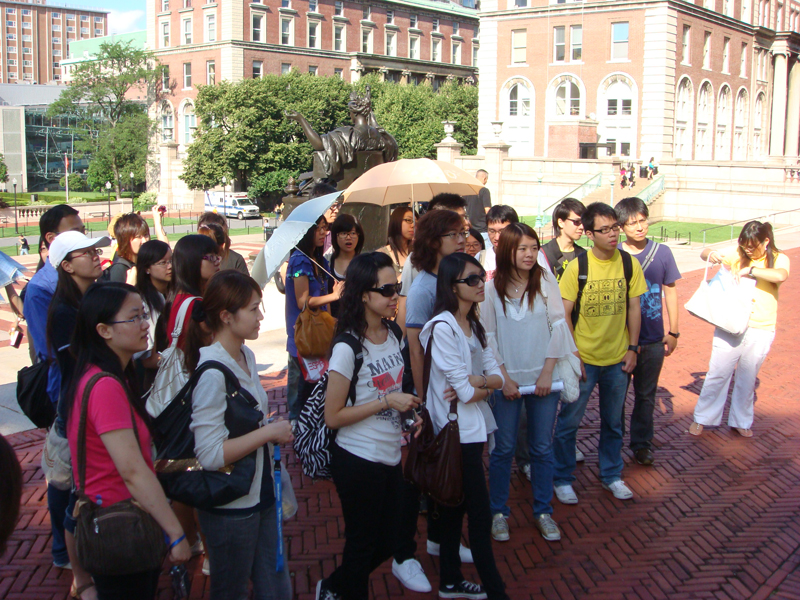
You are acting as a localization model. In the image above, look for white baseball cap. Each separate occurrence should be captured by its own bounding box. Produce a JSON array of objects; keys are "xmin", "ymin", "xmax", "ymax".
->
[{"xmin": 49, "ymin": 231, "xmax": 112, "ymax": 269}]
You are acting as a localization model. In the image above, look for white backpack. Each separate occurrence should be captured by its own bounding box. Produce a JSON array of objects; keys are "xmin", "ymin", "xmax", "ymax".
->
[{"xmin": 145, "ymin": 296, "xmax": 200, "ymax": 418}]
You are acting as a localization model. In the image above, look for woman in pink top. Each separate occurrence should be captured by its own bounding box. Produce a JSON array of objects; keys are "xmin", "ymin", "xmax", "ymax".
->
[{"xmin": 65, "ymin": 282, "xmax": 190, "ymax": 599}]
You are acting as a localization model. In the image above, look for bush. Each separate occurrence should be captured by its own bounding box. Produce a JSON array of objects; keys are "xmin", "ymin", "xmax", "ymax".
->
[
  {"xmin": 59, "ymin": 173, "xmax": 86, "ymax": 192},
  {"xmin": 133, "ymin": 191, "xmax": 158, "ymax": 212}
]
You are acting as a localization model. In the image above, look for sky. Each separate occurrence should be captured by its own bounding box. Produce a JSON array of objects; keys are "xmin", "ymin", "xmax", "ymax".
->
[{"xmin": 58, "ymin": 0, "xmax": 147, "ymax": 34}]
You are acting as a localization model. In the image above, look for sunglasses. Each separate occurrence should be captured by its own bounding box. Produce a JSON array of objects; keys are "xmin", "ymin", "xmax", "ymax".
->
[
  {"xmin": 455, "ymin": 273, "xmax": 486, "ymax": 287},
  {"xmin": 368, "ymin": 282, "xmax": 402, "ymax": 297}
]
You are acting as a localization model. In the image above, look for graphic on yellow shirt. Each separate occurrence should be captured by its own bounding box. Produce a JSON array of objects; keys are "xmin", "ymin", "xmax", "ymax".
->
[{"xmin": 583, "ymin": 278, "xmax": 627, "ymax": 317}]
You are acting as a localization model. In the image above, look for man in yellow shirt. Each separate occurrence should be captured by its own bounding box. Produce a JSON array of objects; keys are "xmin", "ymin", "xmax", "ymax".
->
[{"xmin": 553, "ymin": 202, "xmax": 647, "ymax": 503}]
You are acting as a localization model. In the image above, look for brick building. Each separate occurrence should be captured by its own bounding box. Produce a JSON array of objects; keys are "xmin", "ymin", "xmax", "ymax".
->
[
  {"xmin": 477, "ymin": 0, "xmax": 800, "ymax": 163},
  {"xmin": 0, "ymin": 0, "xmax": 108, "ymax": 85}
]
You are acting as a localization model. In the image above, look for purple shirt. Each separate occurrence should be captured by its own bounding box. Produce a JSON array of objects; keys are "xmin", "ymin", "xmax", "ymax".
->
[
  {"xmin": 284, "ymin": 251, "xmax": 330, "ymax": 357},
  {"xmin": 630, "ymin": 240, "xmax": 681, "ymax": 345}
]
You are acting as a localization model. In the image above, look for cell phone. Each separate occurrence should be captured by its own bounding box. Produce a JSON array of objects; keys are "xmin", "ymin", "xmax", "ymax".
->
[
  {"xmin": 170, "ymin": 565, "xmax": 191, "ymax": 599},
  {"xmin": 10, "ymin": 329, "xmax": 22, "ymax": 349}
]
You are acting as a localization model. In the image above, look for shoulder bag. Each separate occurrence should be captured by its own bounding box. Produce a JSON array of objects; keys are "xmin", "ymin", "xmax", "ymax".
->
[
  {"xmin": 543, "ymin": 296, "xmax": 581, "ymax": 403},
  {"xmin": 41, "ymin": 423, "xmax": 72, "ymax": 491},
  {"xmin": 152, "ymin": 361, "xmax": 263, "ymax": 509},
  {"xmin": 294, "ymin": 299, "xmax": 336, "ymax": 358},
  {"xmin": 16, "ymin": 359, "xmax": 54, "ymax": 429},
  {"xmin": 404, "ymin": 322, "xmax": 464, "ymax": 507},
  {"xmin": 685, "ymin": 259, "xmax": 756, "ymax": 336},
  {"xmin": 73, "ymin": 372, "xmax": 167, "ymax": 576}
]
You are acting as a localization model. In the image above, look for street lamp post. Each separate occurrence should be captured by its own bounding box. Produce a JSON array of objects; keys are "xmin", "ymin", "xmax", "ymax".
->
[
  {"xmin": 105, "ymin": 181, "xmax": 111, "ymax": 224},
  {"xmin": 535, "ymin": 172, "xmax": 544, "ymax": 229},
  {"xmin": 608, "ymin": 172, "xmax": 616, "ymax": 207},
  {"xmin": 130, "ymin": 172, "xmax": 134, "ymax": 196},
  {"xmin": 12, "ymin": 178, "xmax": 18, "ymax": 234}
]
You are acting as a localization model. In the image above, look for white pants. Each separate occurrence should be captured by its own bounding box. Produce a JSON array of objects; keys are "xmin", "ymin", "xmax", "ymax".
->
[{"xmin": 693, "ymin": 327, "xmax": 775, "ymax": 429}]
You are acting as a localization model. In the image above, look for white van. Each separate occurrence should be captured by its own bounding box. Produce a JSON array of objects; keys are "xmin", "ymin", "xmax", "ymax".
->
[{"xmin": 204, "ymin": 191, "xmax": 260, "ymax": 220}]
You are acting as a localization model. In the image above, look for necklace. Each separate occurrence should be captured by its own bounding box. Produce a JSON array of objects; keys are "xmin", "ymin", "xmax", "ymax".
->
[{"xmin": 510, "ymin": 278, "xmax": 527, "ymax": 294}]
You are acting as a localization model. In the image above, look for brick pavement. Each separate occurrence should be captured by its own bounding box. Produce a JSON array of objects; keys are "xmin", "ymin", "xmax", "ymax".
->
[{"xmin": 2, "ymin": 249, "xmax": 800, "ymax": 599}]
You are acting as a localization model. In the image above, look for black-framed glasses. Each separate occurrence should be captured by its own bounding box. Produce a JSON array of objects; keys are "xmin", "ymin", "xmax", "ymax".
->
[
  {"xmin": 368, "ymin": 282, "xmax": 402, "ymax": 297},
  {"xmin": 591, "ymin": 223, "xmax": 621, "ymax": 235},
  {"xmin": 70, "ymin": 247, "xmax": 102, "ymax": 260},
  {"xmin": 202, "ymin": 254, "xmax": 222, "ymax": 264},
  {"xmin": 455, "ymin": 273, "xmax": 486, "ymax": 287},
  {"xmin": 108, "ymin": 312, "xmax": 149, "ymax": 326},
  {"xmin": 337, "ymin": 231, "xmax": 359, "ymax": 240},
  {"xmin": 402, "ymin": 218, "xmax": 414, "ymax": 225},
  {"xmin": 465, "ymin": 242, "xmax": 482, "ymax": 251},
  {"xmin": 441, "ymin": 231, "xmax": 467, "ymax": 241}
]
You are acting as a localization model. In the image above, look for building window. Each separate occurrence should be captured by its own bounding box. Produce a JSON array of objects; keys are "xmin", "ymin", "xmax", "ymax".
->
[
  {"xmin": 22, "ymin": 22, "xmax": 31, "ymax": 29},
  {"xmin": 5, "ymin": 8, "xmax": 14, "ymax": 14},
  {"xmin": 202, "ymin": 14, "xmax": 215, "ymax": 42},
  {"xmin": 252, "ymin": 14, "xmax": 263, "ymax": 42},
  {"xmin": 7, "ymin": 59, "xmax": 15, "ymax": 66},
  {"xmin": 361, "ymin": 27, "xmax": 372, "ymax": 52},
  {"xmin": 741, "ymin": 0, "xmax": 750, "ymax": 21},
  {"xmin": 451, "ymin": 41, "xmax": 461, "ymax": 64},
  {"xmin": 363, "ymin": 5, "xmax": 371, "ymax": 20},
  {"xmin": 162, "ymin": 67, "xmax": 170, "ymax": 91},
  {"xmin": 94, "ymin": 28, "xmax": 103, "ymax": 35},
  {"xmin": 184, "ymin": 105, "xmax": 196, "ymax": 145},
  {"xmin": 695, "ymin": 81, "xmax": 712, "ymax": 159},
  {"xmin": 453, "ymin": 21, "xmax": 459, "ymax": 35},
  {"xmin": 281, "ymin": 63, "xmax": 291, "ymax": 74},
  {"xmin": 183, "ymin": 18, "xmax": 192, "ymax": 44},
  {"xmin": 335, "ymin": 1, "xmax": 343, "ymax": 16},
  {"xmin": 51, "ymin": 26, "xmax": 60, "ymax": 32},
  {"xmin": 554, "ymin": 26, "xmax": 565, "ymax": 62},
  {"xmin": 674, "ymin": 77, "xmax": 693, "ymax": 160},
  {"xmin": 777, "ymin": 3, "xmax": 783, "ymax": 28},
  {"xmin": 611, "ymin": 22, "xmax": 628, "ymax": 59},
  {"xmin": 6, "ymin": 34, "xmax": 16, "ymax": 40},
  {"xmin": 432, "ymin": 18, "xmax": 439, "ymax": 32},
  {"xmin": 22, "ymin": 47, "xmax": 31, "ymax": 54},
  {"xmin": 715, "ymin": 85, "xmax": 731, "ymax": 160},
  {"xmin": 308, "ymin": 21, "xmax": 319, "ymax": 48},
  {"xmin": 253, "ymin": 60, "xmax": 262, "ymax": 78},
  {"xmin": 511, "ymin": 29, "xmax": 526, "ymax": 63},
  {"xmin": 53, "ymin": 37, "xmax": 61, "ymax": 43},
  {"xmin": 555, "ymin": 80, "xmax": 581, "ymax": 116},
  {"xmin": 161, "ymin": 22, "xmax": 170, "ymax": 47},
  {"xmin": 183, "ymin": 62, "xmax": 192, "ymax": 89},
  {"xmin": 409, "ymin": 34, "xmax": 419, "ymax": 59},
  {"xmin": 703, "ymin": 31, "xmax": 711, "ymax": 69},
  {"xmin": 81, "ymin": 15, "xmax": 89, "ymax": 21},
  {"xmin": 410, "ymin": 14, "xmax": 417, "ymax": 28},
  {"xmin": 282, "ymin": 0, "xmax": 291, "ymax": 7},
  {"xmin": 682, "ymin": 25, "xmax": 690, "ymax": 64},
  {"xmin": 308, "ymin": 65, "xmax": 318, "ymax": 75},
  {"xmin": 386, "ymin": 31, "xmax": 396, "ymax": 55},
  {"xmin": 281, "ymin": 18, "xmax": 293, "ymax": 45},
  {"xmin": 81, "ymin": 27, "xmax": 89, "ymax": 34},
  {"xmin": 334, "ymin": 67, "xmax": 343, "ymax": 78},
  {"xmin": 22, "ymin": 35, "xmax": 31, "ymax": 41},
  {"xmin": 7, "ymin": 21, "xmax": 15, "ymax": 28},
  {"xmin": 740, "ymin": 43, "xmax": 747, "ymax": 76},
  {"xmin": 472, "ymin": 44, "xmax": 478, "ymax": 66},
  {"xmin": 432, "ymin": 37, "xmax": 441, "ymax": 61},
  {"xmin": 334, "ymin": 24, "xmax": 345, "ymax": 51},
  {"xmin": 508, "ymin": 83, "xmax": 530, "ymax": 116},
  {"xmin": 722, "ymin": 37, "xmax": 730, "ymax": 72},
  {"xmin": 387, "ymin": 10, "xmax": 394, "ymax": 24},
  {"xmin": 571, "ymin": 25, "xmax": 582, "ymax": 60},
  {"xmin": 309, "ymin": 0, "xmax": 318, "ymax": 11},
  {"xmin": 206, "ymin": 60, "xmax": 215, "ymax": 84}
]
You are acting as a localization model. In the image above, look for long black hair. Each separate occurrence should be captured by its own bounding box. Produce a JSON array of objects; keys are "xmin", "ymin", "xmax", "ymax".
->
[
  {"xmin": 330, "ymin": 213, "xmax": 365, "ymax": 262},
  {"xmin": 334, "ymin": 252, "xmax": 394, "ymax": 343},
  {"xmin": 738, "ymin": 221, "xmax": 781, "ymax": 269},
  {"xmin": 136, "ymin": 239, "xmax": 171, "ymax": 314},
  {"xmin": 64, "ymin": 282, "xmax": 147, "ymax": 428},
  {"xmin": 386, "ymin": 205, "xmax": 413, "ymax": 257},
  {"xmin": 432, "ymin": 252, "xmax": 487, "ymax": 348},
  {"xmin": 293, "ymin": 217, "xmax": 327, "ymax": 279},
  {"xmin": 172, "ymin": 234, "xmax": 218, "ymax": 298},
  {"xmin": 46, "ymin": 264, "xmax": 85, "ymax": 357}
]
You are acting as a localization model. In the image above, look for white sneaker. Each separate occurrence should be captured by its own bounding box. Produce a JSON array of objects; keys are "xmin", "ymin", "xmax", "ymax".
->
[
  {"xmin": 520, "ymin": 463, "xmax": 532, "ymax": 481},
  {"xmin": 603, "ymin": 480, "xmax": 634, "ymax": 500},
  {"xmin": 491, "ymin": 513, "xmax": 509, "ymax": 542},
  {"xmin": 534, "ymin": 514, "xmax": 562, "ymax": 541},
  {"xmin": 575, "ymin": 448, "xmax": 585, "ymax": 462},
  {"xmin": 392, "ymin": 558, "xmax": 432, "ymax": 593},
  {"xmin": 426, "ymin": 541, "xmax": 474, "ymax": 563},
  {"xmin": 554, "ymin": 484, "xmax": 578, "ymax": 505},
  {"xmin": 202, "ymin": 557, "xmax": 210, "ymax": 576}
]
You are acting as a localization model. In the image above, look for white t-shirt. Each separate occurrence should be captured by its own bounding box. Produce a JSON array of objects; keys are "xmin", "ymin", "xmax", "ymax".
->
[{"xmin": 329, "ymin": 329, "xmax": 406, "ymax": 466}]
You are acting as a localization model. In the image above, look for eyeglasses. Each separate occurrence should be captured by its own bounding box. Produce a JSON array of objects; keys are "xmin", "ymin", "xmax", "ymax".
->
[
  {"xmin": 624, "ymin": 218, "xmax": 648, "ymax": 228},
  {"xmin": 465, "ymin": 242, "xmax": 482, "ymax": 251},
  {"xmin": 441, "ymin": 231, "xmax": 467, "ymax": 241},
  {"xmin": 402, "ymin": 218, "xmax": 414, "ymax": 225},
  {"xmin": 337, "ymin": 231, "xmax": 359, "ymax": 240},
  {"xmin": 590, "ymin": 223, "xmax": 621, "ymax": 235},
  {"xmin": 455, "ymin": 273, "xmax": 486, "ymax": 287},
  {"xmin": 487, "ymin": 227, "xmax": 508, "ymax": 236},
  {"xmin": 317, "ymin": 225, "xmax": 330, "ymax": 233},
  {"xmin": 153, "ymin": 259, "xmax": 171, "ymax": 268},
  {"xmin": 70, "ymin": 247, "xmax": 102, "ymax": 260},
  {"xmin": 108, "ymin": 312, "xmax": 149, "ymax": 326},
  {"xmin": 202, "ymin": 254, "xmax": 222, "ymax": 264},
  {"xmin": 368, "ymin": 282, "xmax": 402, "ymax": 297},
  {"xmin": 564, "ymin": 218, "xmax": 583, "ymax": 227}
]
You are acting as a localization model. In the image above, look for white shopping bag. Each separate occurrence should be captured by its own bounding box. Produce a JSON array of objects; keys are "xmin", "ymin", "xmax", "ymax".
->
[{"xmin": 684, "ymin": 260, "xmax": 756, "ymax": 335}]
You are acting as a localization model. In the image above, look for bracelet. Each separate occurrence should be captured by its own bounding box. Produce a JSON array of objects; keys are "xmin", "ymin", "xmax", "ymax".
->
[
  {"xmin": 169, "ymin": 534, "xmax": 186, "ymax": 549},
  {"xmin": 479, "ymin": 374, "xmax": 488, "ymax": 389},
  {"xmin": 378, "ymin": 395, "xmax": 387, "ymax": 406},
  {"xmin": 749, "ymin": 266, "xmax": 755, "ymax": 277}
]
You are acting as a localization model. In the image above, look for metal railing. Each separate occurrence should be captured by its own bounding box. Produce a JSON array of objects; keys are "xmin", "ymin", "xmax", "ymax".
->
[
  {"xmin": 637, "ymin": 175, "xmax": 666, "ymax": 206},
  {"xmin": 701, "ymin": 206, "xmax": 800, "ymax": 247}
]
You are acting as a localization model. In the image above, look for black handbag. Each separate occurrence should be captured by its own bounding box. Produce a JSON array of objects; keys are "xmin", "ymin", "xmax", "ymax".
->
[
  {"xmin": 152, "ymin": 360, "xmax": 263, "ymax": 510},
  {"xmin": 73, "ymin": 372, "xmax": 167, "ymax": 576},
  {"xmin": 16, "ymin": 360, "xmax": 55, "ymax": 429}
]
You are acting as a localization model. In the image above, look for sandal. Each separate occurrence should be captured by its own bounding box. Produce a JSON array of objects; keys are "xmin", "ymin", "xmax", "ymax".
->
[
  {"xmin": 70, "ymin": 582, "xmax": 95, "ymax": 599},
  {"xmin": 688, "ymin": 422, "xmax": 703, "ymax": 436},
  {"xmin": 733, "ymin": 427, "xmax": 753, "ymax": 438}
]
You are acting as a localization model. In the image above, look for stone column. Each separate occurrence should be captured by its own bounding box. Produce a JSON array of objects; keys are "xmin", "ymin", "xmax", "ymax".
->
[
  {"xmin": 435, "ymin": 141, "xmax": 463, "ymax": 163},
  {"xmin": 769, "ymin": 51, "xmax": 788, "ymax": 157},
  {"xmin": 159, "ymin": 141, "xmax": 179, "ymax": 207},
  {"xmin": 481, "ymin": 141, "xmax": 510, "ymax": 204},
  {"xmin": 785, "ymin": 56, "xmax": 800, "ymax": 157}
]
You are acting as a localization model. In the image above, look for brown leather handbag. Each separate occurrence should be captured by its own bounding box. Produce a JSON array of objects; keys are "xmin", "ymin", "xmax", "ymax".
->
[
  {"xmin": 404, "ymin": 322, "xmax": 464, "ymax": 507},
  {"xmin": 294, "ymin": 300, "xmax": 336, "ymax": 358},
  {"xmin": 73, "ymin": 372, "xmax": 167, "ymax": 576}
]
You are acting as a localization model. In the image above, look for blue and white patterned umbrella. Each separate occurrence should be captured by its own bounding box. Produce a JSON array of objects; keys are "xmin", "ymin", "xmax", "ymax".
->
[{"xmin": 0, "ymin": 250, "xmax": 27, "ymax": 288}]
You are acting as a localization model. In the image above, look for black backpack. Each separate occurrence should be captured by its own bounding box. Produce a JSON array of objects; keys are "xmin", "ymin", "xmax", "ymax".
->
[
  {"xmin": 293, "ymin": 320, "xmax": 404, "ymax": 480},
  {"xmin": 542, "ymin": 238, "xmax": 587, "ymax": 281},
  {"xmin": 571, "ymin": 250, "xmax": 633, "ymax": 327}
]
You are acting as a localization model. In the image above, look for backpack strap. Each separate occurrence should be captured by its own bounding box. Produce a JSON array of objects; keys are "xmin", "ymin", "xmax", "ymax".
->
[
  {"xmin": 332, "ymin": 333, "xmax": 364, "ymax": 406},
  {"xmin": 620, "ymin": 249, "xmax": 633, "ymax": 311},
  {"xmin": 542, "ymin": 239, "xmax": 564, "ymax": 278},
  {"xmin": 639, "ymin": 241, "xmax": 659, "ymax": 273},
  {"xmin": 186, "ymin": 360, "xmax": 259, "ymax": 410},
  {"xmin": 385, "ymin": 319, "xmax": 404, "ymax": 345},
  {"xmin": 571, "ymin": 251, "xmax": 589, "ymax": 327}
]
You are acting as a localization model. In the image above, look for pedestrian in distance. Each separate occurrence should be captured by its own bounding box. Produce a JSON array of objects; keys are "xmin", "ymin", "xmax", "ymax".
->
[
  {"xmin": 690, "ymin": 221, "xmax": 789, "ymax": 438},
  {"xmin": 19, "ymin": 235, "xmax": 29, "ymax": 255}
]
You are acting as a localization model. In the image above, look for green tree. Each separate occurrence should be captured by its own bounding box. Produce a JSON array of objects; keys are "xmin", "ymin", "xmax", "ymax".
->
[
  {"xmin": 59, "ymin": 172, "xmax": 85, "ymax": 191},
  {"xmin": 49, "ymin": 41, "xmax": 166, "ymax": 197},
  {"xmin": 0, "ymin": 153, "xmax": 8, "ymax": 184},
  {"xmin": 84, "ymin": 110, "xmax": 151, "ymax": 192}
]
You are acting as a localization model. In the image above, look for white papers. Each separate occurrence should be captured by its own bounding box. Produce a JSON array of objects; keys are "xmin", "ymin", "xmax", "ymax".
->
[{"xmin": 518, "ymin": 381, "xmax": 565, "ymax": 395}]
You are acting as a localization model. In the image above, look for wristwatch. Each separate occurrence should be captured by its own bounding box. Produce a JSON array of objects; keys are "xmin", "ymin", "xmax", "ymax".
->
[
  {"xmin": 749, "ymin": 266, "xmax": 755, "ymax": 277},
  {"xmin": 668, "ymin": 331, "xmax": 680, "ymax": 339},
  {"xmin": 628, "ymin": 345, "xmax": 641, "ymax": 353}
]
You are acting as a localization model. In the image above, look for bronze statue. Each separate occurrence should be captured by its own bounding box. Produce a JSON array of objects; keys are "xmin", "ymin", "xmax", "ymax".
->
[{"xmin": 286, "ymin": 86, "xmax": 398, "ymax": 188}]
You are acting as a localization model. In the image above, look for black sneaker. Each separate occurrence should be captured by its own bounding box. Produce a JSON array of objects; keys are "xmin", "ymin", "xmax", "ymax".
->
[
  {"xmin": 316, "ymin": 579, "xmax": 342, "ymax": 600},
  {"xmin": 439, "ymin": 580, "xmax": 488, "ymax": 599},
  {"xmin": 634, "ymin": 448, "xmax": 655, "ymax": 466}
]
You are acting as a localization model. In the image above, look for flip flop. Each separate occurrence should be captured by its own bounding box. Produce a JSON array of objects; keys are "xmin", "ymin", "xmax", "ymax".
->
[
  {"xmin": 733, "ymin": 427, "xmax": 753, "ymax": 438},
  {"xmin": 70, "ymin": 582, "xmax": 95, "ymax": 599},
  {"xmin": 688, "ymin": 422, "xmax": 703, "ymax": 436}
]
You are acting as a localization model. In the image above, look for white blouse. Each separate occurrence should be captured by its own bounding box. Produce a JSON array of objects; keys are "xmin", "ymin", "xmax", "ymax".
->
[{"xmin": 480, "ymin": 270, "xmax": 577, "ymax": 387}]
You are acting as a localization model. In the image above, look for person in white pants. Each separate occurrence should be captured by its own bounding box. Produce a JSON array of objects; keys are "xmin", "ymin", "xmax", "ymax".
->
[{"xmin": 690, "ymin": 221, "xmax": 790, "ymax": 438}]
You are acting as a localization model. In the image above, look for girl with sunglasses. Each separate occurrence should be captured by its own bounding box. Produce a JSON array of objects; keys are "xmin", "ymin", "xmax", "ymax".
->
[
  {"xmin": 482, "ymin": 224, "xmax": 577, "ymax": 544},
  {"xmin": 421, "ymin": 252, "xmax": 508, "ymax": 600},
  {"xmin": 326, "ymin": 213, "xmax": 365, "ymax": 318},
  {"xmin": 316, "ymin": 252, "xmax": 420, "ymax": 600}
]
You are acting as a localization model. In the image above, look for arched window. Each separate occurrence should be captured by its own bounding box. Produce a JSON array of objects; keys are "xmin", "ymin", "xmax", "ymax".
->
[
  {"xmin": 715, "ymin": 85, "xmax": 731, "ymax": 161},
  {"xmin": 599, "ymin": 74, "xmax": 636, "ymax": 157},
  {"xmin": 674, "ymin": 77, "xmax": 693, "ymax": 160},
  {"xmin": 502, "ymin": 79, "xmax": 534, "ymax": 156},
  {"xmin": 753, "ymin": 93, "xmax": 765, "ymax": 158},
  {"xmin": 508, "ymin": 83, "xmax": 531, "ymax": 117},
  {"xmin": 695, "ymin": 82, "xmax": 713, "ymax": 160},
  {"xmin": 733, "ymin": 88, "xmax": 749, "ymax": 160},
  {"xmin": 161, "ymin": 101, "xmax": 174, "ymax": 142},
  {"xmin": 555, "ymin": 80, "xmax": 581, "ymax": 116},
  {"xmin": 183, "ymin": 103, "xmax": 196, "ymax": 146}
]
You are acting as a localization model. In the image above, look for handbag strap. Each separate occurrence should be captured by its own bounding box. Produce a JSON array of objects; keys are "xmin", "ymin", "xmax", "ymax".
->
[
  {"xmin": 169, "ymin": 296, "xmax": 201, "ymax": 348},
  {"xmin": 423, "ymin": 321, "xmax": 459, "ymax": 416},
  {"xmin": 292, "ymin": 247, "xmax": 334, "ymax": 280},
  {"xmin": 77, "ymin": 371, "xmax": 140, "ymax": 500}
]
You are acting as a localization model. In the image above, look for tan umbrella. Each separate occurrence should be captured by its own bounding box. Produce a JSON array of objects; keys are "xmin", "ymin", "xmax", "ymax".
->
[{"xmin": 341, "ymin": 158, "xmax": 484, "ymax": 206}]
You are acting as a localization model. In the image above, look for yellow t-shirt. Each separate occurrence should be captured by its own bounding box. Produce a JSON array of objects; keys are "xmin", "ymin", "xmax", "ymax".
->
[
  {"xmin": 560, "ymin": 250, "xmax": 647, "ymax": 366},
  {"xmin": 722, "ymin": 250, "xmax": 790, "ymax": 331}
]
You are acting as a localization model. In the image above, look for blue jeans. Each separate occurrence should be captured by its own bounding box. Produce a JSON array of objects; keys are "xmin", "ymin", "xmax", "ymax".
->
[
  {"xmin": 553, "ymin": 362, "xmax": 630, "ymax": 486},
  {"xmin": 47, "ymin": 483, "xmax": 69, "ymax": 565},
  {"xmin": 629, "ymin": 342, "xmax": 666, "ymax": 451},
  {"xmin": 198, "ymin": 502, "xmax": 292, "ymax": 600},
  {"xmin": 488, "ymin": 390, "xmax": 560, "ymax": 516},
  {"xmin": 287, "ymin": 354, "xmax": 301, "ymax": 420}
]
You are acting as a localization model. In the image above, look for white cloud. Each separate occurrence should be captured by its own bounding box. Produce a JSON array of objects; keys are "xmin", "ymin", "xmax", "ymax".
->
[{"xmin": 107, "ymin": 10, "xmax": 145, "ymax": 35}]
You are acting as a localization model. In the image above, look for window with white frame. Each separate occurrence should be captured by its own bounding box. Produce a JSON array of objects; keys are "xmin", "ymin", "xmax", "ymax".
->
[
  {"xmin": 472, "ymin": 44, "xmax": 478, "ymax": 66},
  {"xmin": 682, "ymin": 25, "xmax": 690, "ymax": 64},
  {"xmin": 309, "ymin": 0, "xmax": 318, "ymax": 11},
  {"xmin": 432, "ymin": 18, "xmax": 439, "ymax": 32},
  {"xmin": 308, "ymin": 20, "xmax": 320, "ymax": 48},
  {"xmin": 7, "ymin": 59, "xmax": 15, "ymax": 66},
  {"xmin": 95, "ymin": 16, "xmax": 103, "ymax": 22},
  {"xmin": 715, "ymin": 85, "xmax": 731, "ymax": 160},
  {"xmin": 22, "ymin": 47, "xmax": 31, "ymax": 54},
  {"xmin": 162, "ymin": 67, "xmax": 170, "ymax": 91},
  {"xmin": 741, "ymin": 0, "xmax": 750, "ymax": 22},
  {"xmin": 611, "ymin": 22, "xmax": 628, "ymax": 59},
  {"xmin": 66, "ymin": 26, "xmax": 74, "ymax": 32},
  {"xmin": 6, "ymin": 34, "xmax": 15, "ymax": 40},
  {"xmin": 184, "ymin": 0, "xmax": 192, "ymax": 7},
  {"xmin": 777, "ymin": 3, "xmax": 783, "ymax": 28},
  {"xmin": 53, "ymin": 37, "xmax": 61, "ymax": 43},
  {"xmin": 22, "ymin": 9, "xmax": 31, "ymax": 15},
  {"xmin": 451, "ymin": 40, "xmax": 461, "ymax": 64},
  {"xmin": 281, "ymin": 18, "xmax": 293, "ymax": 45},
  {"xmin": 733, "ymin": 88, "xmax": 748, "ymax": 159},
  {"xmin": 363, "ymin": 5, "xmax": 371, "ymax": 19},
  {"xmin": 80, "ymin": 27, "xmax": 89, "ymax": 34},
  {"xmin": 308, "ymin": 65, "xmax": 318, "ymax": 75},
  {"xmin": 334, "ymin": 68, "xmax": 343, "ymax": 78},
  {"xmin": 252, "ymin": 14, "xmax": 263, "ymax": 42},
  {"xmin": 334, "ymin": 24, "xmax": 345, "ymax": 51},
  {"xmin": 183, "ymin": 18, "xmax": 192, "ymax": 44},
  {"xmin": 52, "ymin": 25, "xmax": 60, "ymax": 32},
  {"xmin": 508, "ymin": 82, "xmax": 530, "ymax": 117},
  {"xmin": 162, "ymin": 102, "xmax": 174, "ymax": 140},
  {"xmin": 387, "ymin": 10, "xmax": 394, "ymax": 24},
  {"xmin": 702, "ymin": 31, "xmax": 711, "ymax": 68},
  {"xmin": 361, "ymin": 27, "xmax": 372, "ymax": 52},
  {"xmin": 281, "ymin": 63, "xmax": 291, "ymax": 74},
  {"xmin": 183, "ymin": 62, "xmax": 192, "ymax": 88},
  {"xmin": 5, "ymin": 8, "xmax": 14, "ymax": 14},
  {"xmin": 409, "ymin": 34, "xmax": 419, "ymax": 59},
  {"xmin": 724, "ymin": 0, "xmax": 732, "ymax": 16},
  {"xmin": 22, "ymin": 60, "xmax": 32, "ymax": 66},
  {"xmin": 570, "ymin": 25, "xmax": 582, "ymax": 60},
  {"xmin": 22, "ymin": 35, "xmax": 30, "ymax": 41},
  {"xmin": 253, "ymin": 60, "xmax": 262, "ymax": 78},
  {"xmin": 453, "ymin": 21, "xmax": 459, "ymax": 35},
  {"xmin": 386, "ymin": 31, "xmax": 396, "ymax": 55},
  {"xmin": 335, "ymin": 1, "xmax": 343, "ymax": 15},
  {"xmin": 95, "ymin": 28, "xmax": 103, "ymax": 35},
  {"xmin": 6, "ymin": 21, "xmax": 14, "ymax": 28},
  {"xmin": 22, "ymin": 22, "xmax": 31, "ymax": 29},
  {"xmin": 206, "ymin": 13, "xmax": 216, "ymax": 42},
  {"xmin": 206, "ymin": 60, "xmax": 215, "ymax": 84},
  {"xmin": 81, "ymin": 15, "xmax": 88, "ymax": 21},
  {"xmin": 410, "ymin": 14, "xmax": 417, "ymax": 28},
  {"xmin": 511, "ymin": 29, "xmax": 526, "ymax": 63},
  {"xmin": 753, "ymin": 92, "xmax": 765, "ymax": 156},
  {"xmin": 722, "ymin": 37, "xmax": 730, "ymax": 72},
  {"xmin": 695, "ymin": 81, "xmax": 712, "ymax": 159},
  {"xmin": 740, "ymin": 43, "xmax": 747, "ymax": 76},
  {"xmin": 555, "ymin": 79, "xmax": 581, "ymax": 116},
  {"xmin": 553, "ymin": 26, "xmax": 565, "ymax": 61},
  {"xmin": 161, "ymin": 22, "xmax": 170, "ymax": 47},
  {"xmin": 432, "ymin": 37, "xmax": 441, "ymax": 61},
  {"xmin": 183, "ymin": 104, "xmax": 196, "ymax": 145}
]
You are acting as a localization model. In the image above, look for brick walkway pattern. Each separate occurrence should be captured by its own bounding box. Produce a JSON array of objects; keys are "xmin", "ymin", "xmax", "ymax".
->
[{"xmin": 2, "ymin": 249, "xmax": 800, "ymax": 600}]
